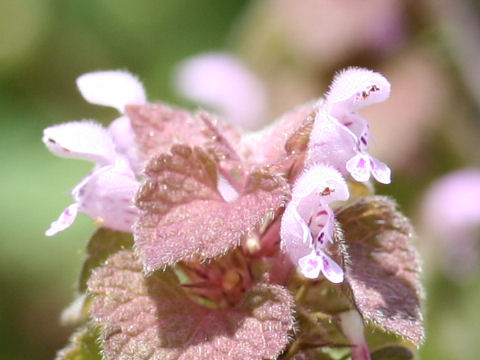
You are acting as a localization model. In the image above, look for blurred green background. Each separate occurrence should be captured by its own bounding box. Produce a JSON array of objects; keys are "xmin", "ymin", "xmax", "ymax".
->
[{"xmin": 1, "ymin": 1, "xmax": 479, "ymax": 359}]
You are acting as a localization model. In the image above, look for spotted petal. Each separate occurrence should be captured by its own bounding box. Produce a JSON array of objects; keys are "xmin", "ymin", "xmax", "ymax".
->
[
  {"xmin": 326, "ymin": 67, "xmax": 391, "ymax": 112},
  {"xmin": 43, "ymin": 121, "xmax": 116, "ymax": 165},
  {"xmin": 298, "ymin": 251, "xmax": 322, "ymax": 279},
  {"xmin": 346, "ymin": 153, "xmax": 372, "ymax": 183},
  {"xmin": 370, "ymin": 156, "xmax": 391, "ymax": 184},
  {"xmin": 45, "ymin": 203, "xmax": 79, "ymax": 236},
  {"xmin": 292, "ymin": 164, "xmax": 350, "ymax": 203},
  {"xmin": 76, "ymin": 70, "xmax": 146, "ymax": 113},
  {"xmin": 298, "ymin": 250, "xmax": 344, "ymax": 283}
]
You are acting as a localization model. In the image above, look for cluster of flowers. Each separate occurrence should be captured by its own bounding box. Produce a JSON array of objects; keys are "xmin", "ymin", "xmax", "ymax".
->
[{"xmin": 43, "ymin": 67, "xmax": 391, "ymax": 284}]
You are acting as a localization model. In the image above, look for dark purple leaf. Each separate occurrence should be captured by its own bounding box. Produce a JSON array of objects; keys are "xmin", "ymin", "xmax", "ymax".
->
[{"xmin": 337, "ymin": 196, "xmax": 424, "ymax": 345}]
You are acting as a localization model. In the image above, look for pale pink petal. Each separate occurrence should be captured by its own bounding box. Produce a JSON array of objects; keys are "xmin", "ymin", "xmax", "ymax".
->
[
  {"xmin": 422, "ymin": 169, "xmax": 480, "ymax": 278},
  {"xmin": 76, "ymin": 70, "xmax": 146, "ymax": 113},
  {"xmin": 175, "ymin": 52, "xmax": 267, "ymax": 130},
  {"xmin": 330, "ymin": 111, "xmax": 370, "ymax": 145},
  {"xmin": 74, "ymin": 158, "xmax": 139, "ymax": 233},
  {"xmin": 306, "ymin": 109, "xmax": 357, "ymax": 174},
  {"xmin": 281, "ymin": 165, "xmax": 348, "ymax": 280},
  {"xmin": 108, "ymin": 116, "xmax": 142, "ymax": 173},
  {"xmin": 280, "ymin": 202, "xmax": 312, "ymax": 263},
  {"xmin": 326, "ymin": 67, "xmax": 391, "ymax": 112},
  {"xmin": 423, "ymin": 169, "xmax": 480, "ymax": 233},
  {"xmin": 346, "ymin": 153, "xmax": 372, "ymax": 182},
  {"xmin": 312, "ymin": 205, "xmax": 335, "ymax": 245},
  {"xmin": 321, "ymin": 252, "xmax": 344, "ymax": 283},
  {"xmin": 217, "ymin": 174, "xmax": 239, "ymax": 203},
  {"xmin": 298, "ymin": 251, "xmax": 322, "ymax": 279},
  {"xmin": 43, "ymin": 121, "xmax": 116, "ymax": 165},
  {"xmin": 45, "ymin": 203, "xmax": 79, "ymax": 236},
  {"xmin": 340, "ymin": 310, "xmax": 371, "ymax": 360},
  {"xmin": 370, "ymin": 156, "xmax": 391, "ymax": 184},
  {"xmin": 293, "ymin": 164, "xmax": 349, "ymax": 203}
]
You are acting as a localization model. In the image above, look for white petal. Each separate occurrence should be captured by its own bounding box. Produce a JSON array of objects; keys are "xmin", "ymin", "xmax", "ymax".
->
[
  {"xmin": 346, "ymin": 153, "xmax": 372, "ymax": 182},
  {"xmin": 280, "ymin": 202, "xmax": 312, "ymax": 263},
  {"xmin": 108, "ymin": 116, "xmax": 142, "ymax": 173},
  {"xmin": 43, "ymin": 121, "xmax": 116, "ymax": 165},
  {"xmin": 293, "ymin": 164, "xmax": 350, "ymax": 205},
  {"xmin": 217, "ymin": 174, "xmax": 239, "ymax": 203},
  {"xmin": 370, "ymin": 156, "xmax": 391, "ymax": 184},
  {"xmin": 339, "ymin": 310, "xmax": 370, "ymax": 360},
  {"xmin": 306, "ymin": 109, "xmax": 357, "ymax": 174},
  {"xmin": 45, "ymin": 203, "xmax": 79, "ymax": 236},
  {"xmin": 77, "ymin": 70, "xmax": 146, "ymax": 113},
  {"xmin": 326, "ymin": 67, "xmax": 391, "ymax": 112},
  {"xmin": 320, "ymin": 253, "xmax": 344, "ymax": 283},
  {"xmin": 298, "ymin": 251, "xmax": 322, "ymax": 279},
  {"xmin": 75, "ymin": 159, "xmax": 139, "ymax": 233},
  {"xmin": 175, "ymin": 52, "xmax": 267, "ymax": 130}
]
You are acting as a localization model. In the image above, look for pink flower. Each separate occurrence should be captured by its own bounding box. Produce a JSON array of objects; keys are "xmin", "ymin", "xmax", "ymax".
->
[
  {"xmin": 422, "ymin": 169, "xmax": 480, "ymax": 277},
  {"xmin": 43, "ymin": 71, "xmax": 145, "ymax": 236},
  {"xmin": 174, "ymin": 52, "xmax": 267, "ymax": 130},
  {"xmin": 307, "ymin": 68, "xmax": 392, "ymax": 184},
  {"xmin": 280, "ymin": 165, "xmax": 349, "ymax": 282}
]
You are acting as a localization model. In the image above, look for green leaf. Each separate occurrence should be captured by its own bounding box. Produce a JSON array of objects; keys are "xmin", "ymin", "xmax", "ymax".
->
[
  {"xmin": 55, "ymin": 326, "xmax": 102, "ymax": 360},
  {"xmin": 337, "ymin": 196, "xmax": 424, "ymax": 345},
  {"xmin": 371, "ymin": 345, "xmax": 416, "ymax": 360},
  {"xmin": 78, "ymin": 228, "xmax": 134, "ymax": 292}
]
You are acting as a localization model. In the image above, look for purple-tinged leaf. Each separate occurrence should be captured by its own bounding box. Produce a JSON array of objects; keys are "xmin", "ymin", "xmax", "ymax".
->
[
  {"xmin": 134, "ymin": 145, "xmax": 289, "ymax": 272},
  {"xmin": 126, "ymin": 103, "xmax": 242, "ymax": 167},
  {"xmin": 79, "ymin": 228, "xmax": 134, "ymax": 292},
  {"xmin": 88, "ymin": 250, "xmax": 295, "ymax": 360},
  {"xmin": 336, "ymin": 196, "xmax": 424, "ymax": 345},
  {"xmin": 55, "ymin": 325, "xmax": 102, "ymax": 360},
  {"xmin": 244, "ymin": 102, "xmax": 317, "ymax": 165}
]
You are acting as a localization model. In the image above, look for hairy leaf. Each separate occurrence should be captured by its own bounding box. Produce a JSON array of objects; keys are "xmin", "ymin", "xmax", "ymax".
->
[
  {"xmin": 245, "ymin": 102, "xmax": 317, "ymax": 165},
  {"xmin": 126, "ymin": 103, "xmax": 241, "ymax": 166},
  {"xmin": 79, "ymin": 228, "xmax": 134, "ymax": 292},
  {"xmin": 55, "ymin": 326, "xmax": 102, "ymax": 360},
  {"xmin": 88, "ymin": 250, "xmax": 294, "ymax": 360},
  {"xmin": 134, "ymin": 145, "xmax": 288, "ymax": 272},
  {"xmin": 337, "ymin": 196, "xmax": 424, "ymax": 345}
]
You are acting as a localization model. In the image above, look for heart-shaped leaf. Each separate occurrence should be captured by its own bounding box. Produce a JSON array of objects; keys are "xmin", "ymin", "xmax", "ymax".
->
[
  {"xmin": 88, "ymin": 250, "xmax": 295, "ymax": 360},
  {"xmin": 134, "ymin": 145, "xmax": 288, "ymax": 272}
]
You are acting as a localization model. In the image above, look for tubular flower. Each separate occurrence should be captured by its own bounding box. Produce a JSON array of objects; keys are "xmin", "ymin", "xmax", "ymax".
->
[
  {"xmin": 43, "ymin": 71, "xmax": 146, "ymax": 236},
  {"xmin": 280, "ymin": 165, "xmax": 349, "ymax": 282},
  {"xmin": 307, "ymin": 67, "xmax": 392, "ymax": 184}
]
